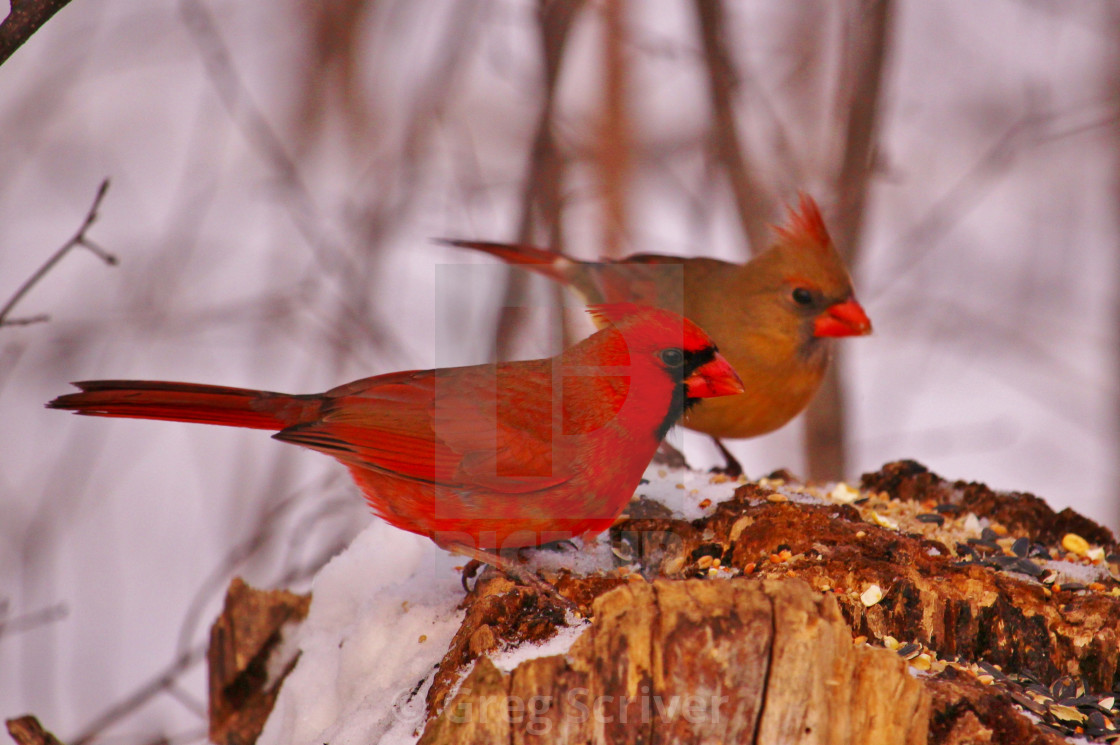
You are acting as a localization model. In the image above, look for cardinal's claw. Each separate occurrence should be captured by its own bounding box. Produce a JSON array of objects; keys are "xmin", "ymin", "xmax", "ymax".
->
[
  {"xmin": 459, "ymin": 558, "xmax": 483, "ymax": 593},
  {"xmin": 446, "ymin": 542, "xmax": 581, "ymax": 614}
]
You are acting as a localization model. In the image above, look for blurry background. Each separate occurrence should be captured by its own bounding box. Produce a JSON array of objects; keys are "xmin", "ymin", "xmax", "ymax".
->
[{"xmin": 1, "ymin": 1, "xmax": 1117, "ymax": 743}]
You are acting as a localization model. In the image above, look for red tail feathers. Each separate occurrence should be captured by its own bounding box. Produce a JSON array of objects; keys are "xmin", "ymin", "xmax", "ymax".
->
[{"xmin": 47, "ymin": 380, "xmax": 320, "ymax": 431}]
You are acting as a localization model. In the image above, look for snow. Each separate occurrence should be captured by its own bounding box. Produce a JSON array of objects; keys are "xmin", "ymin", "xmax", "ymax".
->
[
  {"xmin": 634, "ymin": 465, "xmax": 747, "ymax": 520},
  {"xmin": 257, "ymin": 525, "xmax": 465, "ymax": 745},
  {"xmin": 489, "ymin": 623, "xmax": 589, "ymax": 675},
  {"xmin": 1040, "ymin": 559, "xmax": 1111, "ymax": 588}
]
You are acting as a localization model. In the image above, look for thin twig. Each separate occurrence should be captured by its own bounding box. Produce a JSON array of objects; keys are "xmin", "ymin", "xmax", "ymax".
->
[
  {"xmin": 163, "ymin": 682, "xmax": 207, "ymax": 720},
  {"xmin": 0, "ymin": 179, "xmax": 116, "ymax": 328},
  {"xmin": 173, "ymin": 475, "xmax": 341, "ymax": 657},
  {"xmin": 0, "ymin": 602, "xmax": 68, "ymax": 638},
  {"xmin": 178, "ymin": 0, "xmax": 396, "ymax": 354},
  {"xmin": 0, "ymin": 0, "xmax": 75, "ymax": 67},
  {"xmin": 868, "ymin": 103, "xmax": 1120, "ymax": 301},
  {"xmin": 70, "ymin": 643, "xmax": 208, "ymax": 745},
  {"xmin": 136, "ymin": 726, "xmax": 208, "ymax": 745}
]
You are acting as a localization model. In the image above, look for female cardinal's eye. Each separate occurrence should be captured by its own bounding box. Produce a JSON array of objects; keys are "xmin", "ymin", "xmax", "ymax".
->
[
  {"xmin": 659, "ymin": 348, "xmax": 685, "ymax": 367},
  {"xmin": 791, "ymin": 287, "xmax": 814, "ymax": 306}
]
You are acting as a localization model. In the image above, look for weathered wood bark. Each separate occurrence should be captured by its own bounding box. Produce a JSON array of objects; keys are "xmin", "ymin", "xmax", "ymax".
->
[
  {"xmin": 0, "ymin": 0, "xmax": 76, "ymax": 68},
  {"xmin": 421, "ymin": 579, "xmax": 929, "ymax": 744},
  {"xmin": 4, "ymin": 717, "xmax": 62, "ymax": 745},
  {"xmin": 419, "ymin": 461, "xmax": 1120, "ymax": 743},
  {"xmin": 208, "ymin": 578, "xmax": 310, "ymax": 745}
]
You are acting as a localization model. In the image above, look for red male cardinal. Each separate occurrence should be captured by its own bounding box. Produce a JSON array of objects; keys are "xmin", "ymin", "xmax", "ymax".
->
[
  {"xmin": 49, "ymin": 304, "xmax": 741, "ymax": 574},
  {"xmin": 444, "ymin": 194, "xmax": 870, "ymax": 469}
]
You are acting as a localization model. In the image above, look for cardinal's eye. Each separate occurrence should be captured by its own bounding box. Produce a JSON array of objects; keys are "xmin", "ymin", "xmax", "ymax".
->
[
  {"xmin": 791, "ymin": 287, "xmax": 814, "ymax": 306},
  {"xmin": 659, "ymin": 348, "xmax": 685, "ymax": 367}
]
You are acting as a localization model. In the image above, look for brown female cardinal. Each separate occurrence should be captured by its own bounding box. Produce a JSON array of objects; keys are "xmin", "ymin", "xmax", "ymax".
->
[
  {"xmin": 443, "ymin": 194, "xmax": 870, "ymax": 471},
  {"xmin": 49, "ymin": 304, "xmax": 742, "ymax": 579}
]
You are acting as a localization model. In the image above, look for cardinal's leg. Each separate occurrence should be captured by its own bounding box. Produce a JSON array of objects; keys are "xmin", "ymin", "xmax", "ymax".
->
[
  {"xmin": 651, "ymin": 439, "xmax": 690, "ymax": 469},
  {"xmin": 443, "ymin": 541, "xmax": 581, "ymax": 613},
  {"xmin": 710, "ymin": 437, "xmax": 744, "ymax": 479}
]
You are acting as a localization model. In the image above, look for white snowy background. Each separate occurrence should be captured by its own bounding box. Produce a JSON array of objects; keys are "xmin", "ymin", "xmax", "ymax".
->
[{"xmin": 0, "ymin": 1, "xmax": 1117, "ymax": 744}]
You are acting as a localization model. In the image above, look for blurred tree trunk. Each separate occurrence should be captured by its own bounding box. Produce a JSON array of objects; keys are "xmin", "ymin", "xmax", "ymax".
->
[
  {"xmin": 598, "ymin": 0, "xmax": 630, "ymax": 259},
  {"xmin": 693, "ymin": 0, "xmax": 773, "ymax": 254},
  {"xmin": 1111, "ymin": 4, "xmax": 1120, "ymax": 531},
  {"xmin": 804, "ymin": 0, "xmax": 893, "ymax": 481},
  {"xmin": 493, "ymin": 0, "xmax": 585, "ymax": 361},
  {"xmin": 292, "ymin": 0, "xmax": 374, "ymax": 155}
]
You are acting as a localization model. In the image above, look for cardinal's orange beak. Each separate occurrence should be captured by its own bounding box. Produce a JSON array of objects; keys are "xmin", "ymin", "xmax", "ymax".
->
[
  {"xmin": 814, "ymin": 298, "xmax": 872, "ymax": 338},
  {"xmin": 685, "ymin": 351, "xmax": 744, "ymax": 399}
]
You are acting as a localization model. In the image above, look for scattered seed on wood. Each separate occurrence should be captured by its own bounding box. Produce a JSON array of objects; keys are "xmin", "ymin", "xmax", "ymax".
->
[
  {"xmin": 1062, "ymin": 532, "xmax": 1090, "ymax": 556},
  {"xmin": 871, "ymin": 511, "xmax": 899, "ymax": 530},
  {"xmin": 897, "ymin": 642, "xmax": 921, "ymax": 659},
  {"xmin": 1012, "ymin": 558, "xmax": 1045, "ymax": 578},
  {"xmin": 1029, "ymin": 544, "xmax": 1053, "ymax": 559},
  {"xmin": 1050, "ymin": 676, "xmax": 1081, "ymax": 700},
  {"xmin": 987, "ymin": 555, "xmax": 1019, "ymax": 570},
  {"xmin": 860, "ymin": 584, "xmax": 883, "ymax": 606},
  {"xmin": 828, "ymin": 483, "xmax": 861, "ymax": 503},
  {"xmin": 1049, "ymin": 703, "xmax": 1087, "ymax": 723},
  {"xmin": 729, "ymin": 515, "xmax": 754, "ymax": 543}
]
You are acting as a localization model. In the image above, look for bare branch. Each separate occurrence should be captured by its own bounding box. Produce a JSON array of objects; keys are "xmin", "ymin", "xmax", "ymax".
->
[
  {"xmin": 868, "ymin": 103, "xmax": 1120, "ymax": 302},
  {"xmin": 0, "ymin": 0, "xmax": 75, "ymax": 67},
  {"xmin": 173, "ymin": 476, "xmax": 342, "ymax": 657},
  {"xmin": 178, "ymin": 0, "xmax": 396, "ymax": 353},
  {"xmin": 0, "ymin": 602, "xmax": 68, "ymax": 638},
  {"xmin": 0, "ymin": 179, "xmax": 116, "ymax": 328}
]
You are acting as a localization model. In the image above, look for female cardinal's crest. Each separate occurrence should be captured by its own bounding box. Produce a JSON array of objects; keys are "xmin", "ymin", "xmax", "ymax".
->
[{"xmin": 773, "ymin": 193, "xmax": 831, "ymax": 250}]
